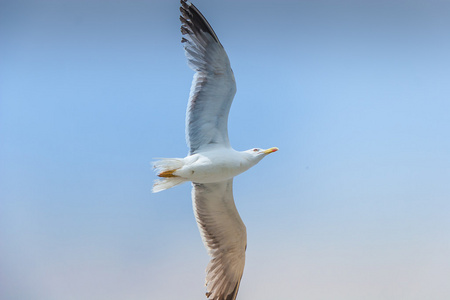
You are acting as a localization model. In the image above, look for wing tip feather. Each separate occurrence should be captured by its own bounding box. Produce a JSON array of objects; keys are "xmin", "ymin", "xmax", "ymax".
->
[{"xmin": 179, "ymin": 0, "xmax": 220, "ymax": 44}]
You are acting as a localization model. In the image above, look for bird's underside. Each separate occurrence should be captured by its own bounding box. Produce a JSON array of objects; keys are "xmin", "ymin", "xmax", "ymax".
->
[
  {"xmin": 152, "ymin": 1, "xmax": 278, "ymax": 300},
  {"xmin": 192, "ymin": 180, "xmax": 246, "ymax": 300}
]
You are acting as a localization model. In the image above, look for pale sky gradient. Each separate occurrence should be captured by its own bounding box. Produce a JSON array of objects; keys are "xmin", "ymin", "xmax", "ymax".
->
[{"xmin": 1, "ymin": 0, "xmax": 450, "ymax": 299}]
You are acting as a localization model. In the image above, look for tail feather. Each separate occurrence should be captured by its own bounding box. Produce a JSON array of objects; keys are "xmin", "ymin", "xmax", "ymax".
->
[
  {"xmin": 152, "ymin": 158, "xmax": 186, "ymax": 193},
  {"xmin": 153, "ymin": 177, "xmax": 186, "ymax": 193}
]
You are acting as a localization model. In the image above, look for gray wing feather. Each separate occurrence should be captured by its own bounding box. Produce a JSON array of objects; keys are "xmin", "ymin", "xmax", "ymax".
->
[
  {"xmin": 192, "ymin": 180, "xmax": 246, "ymax": 300},
  {"xmin": 180, "ymin": 0, "xmax": 237, "ymax": 154}
]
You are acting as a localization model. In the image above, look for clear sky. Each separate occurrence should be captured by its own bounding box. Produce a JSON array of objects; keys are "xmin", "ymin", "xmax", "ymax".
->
[{"xmin": 1, "ymin": 0, "xmax": 450, "ymax": 299}]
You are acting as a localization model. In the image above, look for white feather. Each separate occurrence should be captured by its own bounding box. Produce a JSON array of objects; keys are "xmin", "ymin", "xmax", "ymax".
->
[{"xmin": 152, "ymin": 158, "xmax": 186, "ymax": 193}]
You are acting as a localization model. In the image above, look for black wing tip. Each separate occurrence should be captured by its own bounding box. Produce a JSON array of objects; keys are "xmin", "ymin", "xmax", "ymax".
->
[
  {"xmin": 179, "ymin": 0, "xmax": 221, "ymax": 44},
  {"xmin": 180, "ymin": 0, "xmax": 190, "ymax": 15}
]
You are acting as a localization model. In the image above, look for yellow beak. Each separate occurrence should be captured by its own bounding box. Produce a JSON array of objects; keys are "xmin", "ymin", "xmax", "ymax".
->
[{"xmin": 262, "ymin": 147, "xmax": 279, "ymax": 154}]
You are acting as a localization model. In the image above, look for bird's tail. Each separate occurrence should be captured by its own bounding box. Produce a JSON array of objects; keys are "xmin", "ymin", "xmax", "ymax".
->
[{"xmin": 152, "ymin": 158, "xmax": 186, "ymax": 193}]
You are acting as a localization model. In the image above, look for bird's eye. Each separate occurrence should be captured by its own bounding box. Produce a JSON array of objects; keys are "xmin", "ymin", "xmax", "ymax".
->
[{"xmin": 253, "ymin": 148, "xmax": 258, "ymax": 152}]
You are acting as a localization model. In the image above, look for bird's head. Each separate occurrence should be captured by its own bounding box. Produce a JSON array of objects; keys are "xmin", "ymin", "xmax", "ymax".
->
[{"xmin": 244, "ymin": 147, "xmax": 279, "ymax": 163}]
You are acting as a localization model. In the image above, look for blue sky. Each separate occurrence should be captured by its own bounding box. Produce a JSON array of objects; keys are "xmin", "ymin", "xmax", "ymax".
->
[{"xmin": 1, "ymin": 0, "xmax": 450, "ymax": 299}]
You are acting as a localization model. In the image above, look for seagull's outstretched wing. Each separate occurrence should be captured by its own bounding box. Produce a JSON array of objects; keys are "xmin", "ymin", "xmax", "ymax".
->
[
  {"xmin": 192, "ymin": 180, "xmax": 246, "ymax": 300},
  {"xmin": 180, "ymin": 0, "xmax": 237, "ymax": 154}
]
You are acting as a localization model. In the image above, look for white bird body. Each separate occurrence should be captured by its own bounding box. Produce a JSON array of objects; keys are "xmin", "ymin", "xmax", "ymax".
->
[
  {"xmin": 175, "ymin": 149, "xmax": 261, "ymax": 183},
  {"xmin": 152, "ymin": 1, "xmax": 278, "ymax": 299}
]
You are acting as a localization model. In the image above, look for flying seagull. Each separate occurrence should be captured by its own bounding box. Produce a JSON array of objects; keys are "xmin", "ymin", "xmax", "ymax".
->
[{"xmin": 152, "ymin": 1, "xmax": 278, "ymax": 299}]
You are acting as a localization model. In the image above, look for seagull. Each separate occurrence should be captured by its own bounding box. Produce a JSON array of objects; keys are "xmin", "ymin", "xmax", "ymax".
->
[{"xmin": 152, "ymin": 1, "xmax": 278, "ymax": 299}]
